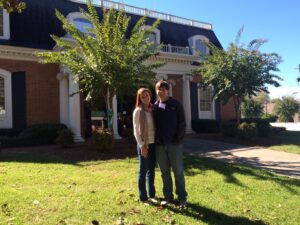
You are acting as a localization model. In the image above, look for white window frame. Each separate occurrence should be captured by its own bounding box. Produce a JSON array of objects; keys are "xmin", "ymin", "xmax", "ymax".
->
[
  {"xmin": 0, "ymin": 9, "xmax": 10, "ymax": 40},
  {"xmin": 141, "ymin": 25, "xmax": 160, "ymax": 45},
  {"xmin": 188, "ymin": 35, "xmax": 209, "ymax": 55},
  {"xmin": 197, "ymin": 85, "xmax": 215, "ymax": 120},
  {"xmin": 0, "ymin": 69, "xmax": 12, "ymax": 128}
]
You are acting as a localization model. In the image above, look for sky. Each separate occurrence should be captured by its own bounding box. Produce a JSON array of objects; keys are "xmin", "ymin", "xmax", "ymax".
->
[{"xmin": 100, "ymin": 0, "xmax": 300, "ymax": 99}]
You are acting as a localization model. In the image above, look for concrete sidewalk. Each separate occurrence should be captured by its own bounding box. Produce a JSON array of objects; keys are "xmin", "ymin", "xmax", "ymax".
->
[{"xmin": 183, "ymin": 138, "xmax": 300, "ymax": 179}]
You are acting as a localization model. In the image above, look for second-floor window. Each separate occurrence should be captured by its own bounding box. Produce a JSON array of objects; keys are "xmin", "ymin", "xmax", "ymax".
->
[
  {"xmin": 195, "ymin": 39, "xmax": 207, "ymax": 54},
  {"xmin": 0, "ymin": 9, "xmax": 10, "ymax": 39},
  {"xmin": 188, "ymin": 35, "xmax": 208, "ymax": 55},
  {"xmin": 73, "ymin": 18, "xmax": 93, "ymax": 33}
]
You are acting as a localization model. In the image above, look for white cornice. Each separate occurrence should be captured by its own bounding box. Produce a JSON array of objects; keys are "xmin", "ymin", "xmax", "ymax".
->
[{"xmin": 0, "ymin": 45, "xmax": 44, "ymax": 61}]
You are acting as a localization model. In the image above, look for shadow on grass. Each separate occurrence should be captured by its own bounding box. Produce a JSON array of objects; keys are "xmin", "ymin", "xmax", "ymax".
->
[
  {"xmin": 166, "ymin": 202, "xmax": 266, "ymax": 225},
  {"xmin": 184, "ymin": 156, "xmax": 300, "ymax": 194}
]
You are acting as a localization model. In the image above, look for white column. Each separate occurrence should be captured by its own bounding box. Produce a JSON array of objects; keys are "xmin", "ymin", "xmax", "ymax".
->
[
  {"xmin": 112, "ymin": 95, "xmax": 121, "ymax": 139},
  {"xmin": 56, "ymin": 72, "xmax": 69, "ymax": 126},
  {"xmin": 182, "ymin": 75, "xmax": 193, "ymax": 133},
  {"xmin": 68, "ymin": 74, "xmax": 84, "ymax": 142}
]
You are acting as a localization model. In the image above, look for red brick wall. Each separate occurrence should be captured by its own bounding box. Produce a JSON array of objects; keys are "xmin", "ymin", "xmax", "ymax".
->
[
  {"xmin": 220, "ymin": 97, "xmax": 236, "ymax": 121},
  {"xmin": 0, "ymin": 59, "xmax": 60, "ymax": 126},
  {"xmin": 168, "ymin": 75, "xmax": 183, "ymax": 102}
]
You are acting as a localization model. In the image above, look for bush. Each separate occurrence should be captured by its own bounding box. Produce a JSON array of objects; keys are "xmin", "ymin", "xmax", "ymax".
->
[
  {"xmin": 56, "ymin": 129, "xmax": 74, "ymax": 148},
  {"xmin": 192, "ymin": 119, "xmax": 220, "ymax": 133},
  {"xmin": 221, "ymin": 122, "xmax": 237, "ymax": 137},
  {"xmin": 0, "ymin": 128, "xmax": 23, "ymax": 137},
  {"xmin": 121, "ymin": 128, "xmax": 135, "ymax": 144},
  {"xmin": 261, "ymin": 113, "xmax": 278, "ymax": 123},
  {"xmin": 241, "ymin": 118, "xmax": 271, "ymax": 138},
  {"xmin": 237, "ymin": 122, "xmax": 257, "ymax": 140},
  {"xmin": 91, "ymin": 129, "xmax": 114, "ymax": 152},
  {"xmin": 0, "ymin": 136, "xmax": 33, "ymax": 148},
  {"xmin": 19, "ymin": 123, "xmax": 67, "ymax": 145}
]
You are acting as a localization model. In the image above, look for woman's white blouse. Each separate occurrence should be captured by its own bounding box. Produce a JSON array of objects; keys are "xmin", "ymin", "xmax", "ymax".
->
[{"xmin": 133, "ymin": 107, "xmax": 155, "ymax": 147}]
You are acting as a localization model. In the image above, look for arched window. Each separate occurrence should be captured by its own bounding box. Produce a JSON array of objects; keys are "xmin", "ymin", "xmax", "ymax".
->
[
  {"xmin": 67, "ymin": 12, "xmax": 93, "ymax": 34},
  {"xmin": 141, "ymin": 25, "xmax": 160, "ymax": 45},
  {"xmin": 0, "ymin": 9, "xmax": 10, "ymax": 40},
  {"xmin": 73, "ymin": 18, "xmax": 93, "ymax": 33},
  {"xmin": 188, "ymin": 35, "xmax": 209, "ymax": 55}
]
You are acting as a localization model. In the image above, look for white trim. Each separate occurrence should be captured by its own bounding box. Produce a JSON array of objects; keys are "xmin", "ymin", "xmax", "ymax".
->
[
  {"xmin": 0, "ymin": 9, "xmax": 10, "ymax": 40},
  {"xmin": 141, "ymin": 25, "xmax": 160, "ymax": 45},
  {"xmin": 0, "ymin": 69, "xmax": 12, "ymax": 128},
  {"xmin": 188, "ymin": 35, "xmax": 209, "ymax": 55}
]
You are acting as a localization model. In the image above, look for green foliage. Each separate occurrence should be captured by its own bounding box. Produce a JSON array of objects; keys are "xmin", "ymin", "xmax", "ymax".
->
[
  {"xmin": 56, "ymin": 129, "xmax": 74, "ymax": 148},
  {"xmin": 194, "ymin": 27, "xmax": 282, "ymax": 124},
  {"xmin": 91, "ymin": 129, "xmax": 114, "ymax": 152},
  {"xmin": 261, "ymin": 113, "xmax": 277, "ymax": 122},
  {"xmin": 237, "ymin": 122, "xmax": 257, "ymax": 140},
  {"xmin": 241, "ymin": 97, "xmax": 263, "ymax": 118},
  {"xmin": 274, "ymin": 96, "xmax": 300, "ymax": 122},
  {"xmin": 192, "ymin": 119, "xmax": 220, "ymax": 133},
  {"xmin": 253, "ymin": 91, "xmax": 270, "ymax": 105},
  {"xmin": 221, "ymin": 121, "xmax": 237, "ymax": 137},
  {"xmin": 0, "ymin": 128, "xmax": 23, "ymax": 136},
  {"xmin": 0, "ymin": 124, "xmax": 67, "ymax": 148},
  {"xmin": 37, "ymin": 0, "xmax": 163, "ymax": 104},
  {"xmin": 0, "ymin": 0, "xmax": 25, "ymax": 12},
  {"xmin": 120, "ymin": 127, "xmax": 135, "ymax": 144}
]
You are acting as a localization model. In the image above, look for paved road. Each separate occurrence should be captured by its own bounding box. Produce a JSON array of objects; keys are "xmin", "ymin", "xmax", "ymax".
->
[{"xmin": 183, "ymin": 138, "xmax": 300, "ymax": 179}]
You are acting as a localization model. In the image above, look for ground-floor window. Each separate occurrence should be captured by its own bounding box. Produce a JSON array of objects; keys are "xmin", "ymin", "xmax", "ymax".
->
[
  {"xmin": 0, "ymin": 76, "xmax": 5, "ymax": 116},
  {"xmin": 0, "ymin": 69, "xmax": 12, "ymax": 128},
  {"xmin": 198, "ymin": 86, "xmax": 215, "ymax": 119}
]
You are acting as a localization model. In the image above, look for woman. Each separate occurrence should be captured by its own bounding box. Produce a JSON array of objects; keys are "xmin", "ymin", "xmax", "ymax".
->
[{"xmin": 133, "ymin": 88, "xmax": 156, "ymax": 202}]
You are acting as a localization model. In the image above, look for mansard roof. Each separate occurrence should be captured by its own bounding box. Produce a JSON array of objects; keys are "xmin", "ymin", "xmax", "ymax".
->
[{"xmin": 0, "ymin": 0, "xmax": 222, "ymax": 50}]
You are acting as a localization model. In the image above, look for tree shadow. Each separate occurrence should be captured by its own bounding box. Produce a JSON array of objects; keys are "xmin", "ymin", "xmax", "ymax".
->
[
  {"xmin": 184, "ymin": 156, "xmax": 300, "ymax": 194},
  {"xmin": 166, "ymin": 202, "xmax": 267, "ymax": 225}
]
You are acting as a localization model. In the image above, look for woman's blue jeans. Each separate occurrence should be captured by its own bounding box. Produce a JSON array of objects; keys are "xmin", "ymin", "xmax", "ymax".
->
[{"xmin": 137, "ymin": 143, "xmax": 156, "ymax": 201}]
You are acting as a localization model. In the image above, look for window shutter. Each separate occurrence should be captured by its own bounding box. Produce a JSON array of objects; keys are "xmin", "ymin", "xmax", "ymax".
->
[{"xmin": 12, "ymin": 71, "xmax": 26, "ymax": 128}]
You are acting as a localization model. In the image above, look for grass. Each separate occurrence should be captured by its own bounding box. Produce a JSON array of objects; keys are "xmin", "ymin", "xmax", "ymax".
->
[
  {"xmin": 0, "ymin": 148, "xmax": 299, "ymax": 225},
  {"xmin": 268, "ymin": 131, "xmax": 300, "ymax": 154}
]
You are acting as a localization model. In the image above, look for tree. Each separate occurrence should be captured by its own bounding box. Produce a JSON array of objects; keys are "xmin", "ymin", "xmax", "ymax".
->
[
  {"xmin": 194, "ymin": 27, "xmax": 282, "ymax": 124},
  {"xmin": 253, "ymin": 91, "xmax": 270, "ymax": 105},
  {"xmin": 241, "ymin": 97, "xmax": 263, "ymax": 118},
  {"xmin": 0, "ymin": 0, "xmax": 25, "ymax": 12},
  {"xmin": 274, "ymin": 96, "xmax": 299, "ymax": 122},
  {"xmin": 37, "ymin": 0, "xmax": 163, "ymax": 128}
]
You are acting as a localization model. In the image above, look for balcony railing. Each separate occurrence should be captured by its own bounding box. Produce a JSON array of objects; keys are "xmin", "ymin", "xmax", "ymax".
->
[
  {"xmin": 71, "ymin": 0, "xmax": 212, "ymax": 30},
  {"xmin": 161, "ymin": 44, "xmax": 190, "ymax": 55}
]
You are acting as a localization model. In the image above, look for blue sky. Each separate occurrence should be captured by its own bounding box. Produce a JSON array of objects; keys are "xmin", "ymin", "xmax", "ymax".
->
[{"xmin": 104, "ymin": 0, "xmax": 300, "ymax": 99}]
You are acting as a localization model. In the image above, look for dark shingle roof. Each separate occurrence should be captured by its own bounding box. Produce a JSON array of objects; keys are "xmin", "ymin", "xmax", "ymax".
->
[{"xmin": 0, "ymin": 0, "xmax": 222, "ymax": 50}]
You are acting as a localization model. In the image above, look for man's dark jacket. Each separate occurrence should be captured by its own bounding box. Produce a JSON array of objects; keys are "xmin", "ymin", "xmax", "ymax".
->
[{"xmin": 153, "ymin": 97, "xmax": 186, "ymax": 145}]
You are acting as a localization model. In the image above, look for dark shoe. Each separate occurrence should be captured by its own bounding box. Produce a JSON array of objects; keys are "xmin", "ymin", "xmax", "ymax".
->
[{"xmin": 178, "ymin": 199, "xmax": 188, "ymax": 208}]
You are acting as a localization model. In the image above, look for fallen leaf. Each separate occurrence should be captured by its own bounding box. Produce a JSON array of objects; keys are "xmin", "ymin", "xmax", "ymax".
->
[{"xmin": 33, "ymin": 200, "xmax": 40, "ymax": 205}]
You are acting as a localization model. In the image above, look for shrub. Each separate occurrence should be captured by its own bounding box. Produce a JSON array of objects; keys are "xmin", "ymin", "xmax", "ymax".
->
[
  {"xmin": 221, "ymin": 122, "xmax": 237, "ymax": 137},
  {"xmin": 56, "ymin": 129, "xmax": 74, "ymax": 148},
  {"xmin": 19, "ymin": 123, "xmax": 67, "ymax": 145},
  {"xmin": 261, "ymin": 113, "xmax": 278, "ymax": 123},
  {"xmin": 91, "ymin": 129, "xmax": 114, "ymax": 152},
  {"xmin": 121, "ymin": 128, "xmax": 135, "ymax": 144},
  {"xmin": 0, "ymin": 136, "xmax": 33, "ymax": 148},
  {"xmin": 237, "ymin": 122, "xmax": 257, "ymax": 140},
  {"xmin": 241, "ymin": 98, "xmax": 263, "ymax": 118},
  {"xmin": 192, "ymin": 119, "xmax": 220, "ymax": 133},
  {"xmin": 241, "ymin": 118, "xmax": 270, "ymax": 137},
  {"xmin": 0, "ymin": 128, "xmax": 23, "ymax": 137}
]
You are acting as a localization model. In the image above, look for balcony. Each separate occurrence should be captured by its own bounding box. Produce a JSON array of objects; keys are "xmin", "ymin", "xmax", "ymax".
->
[
  {"xmin": 161, "ymin": 44, "xmax": 190, "ymax": 55},
  {"xmin": 71, "ymin": 0, "xmax": 212, "ymax": 30}
]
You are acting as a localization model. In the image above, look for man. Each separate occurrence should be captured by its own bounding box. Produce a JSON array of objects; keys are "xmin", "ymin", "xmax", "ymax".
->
[{"xmin": 153, "ymin": 80, "xmax": 188, "ymax": 207}]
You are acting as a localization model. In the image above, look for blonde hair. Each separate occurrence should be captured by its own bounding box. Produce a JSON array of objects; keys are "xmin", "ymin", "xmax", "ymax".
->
[{"xmin": 135, "ymin": 88, "xmax": 152, "ymax": 108}]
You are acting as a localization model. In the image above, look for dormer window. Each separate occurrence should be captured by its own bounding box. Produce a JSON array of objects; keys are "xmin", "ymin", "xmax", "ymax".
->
[
  {"xmin": 73, "ymin": 18, "xmax": 93, "ymax": 33},
  {"xmin": 0, "ymin": 9, "xmax": 10, "ymax": 40},
  {"xmin": 188, "ymin": 35, "xmax": 209, "ymax": 55},
  {"xmin": 141, "ymin": 25, "xmax": 160, "ymax": 45},
  {"xmin": 67, "ymin": 12, "xmax": 93, "ymax": 34}
]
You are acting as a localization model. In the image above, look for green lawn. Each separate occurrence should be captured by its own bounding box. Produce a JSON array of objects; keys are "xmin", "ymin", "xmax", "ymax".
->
[
  {"xmin": 0, "ymin": 150, "xmax": 299, "ymax": 225},
  {"xmin": 268, "ymin": 131, "xmax": 300, "ymax": 154}
]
